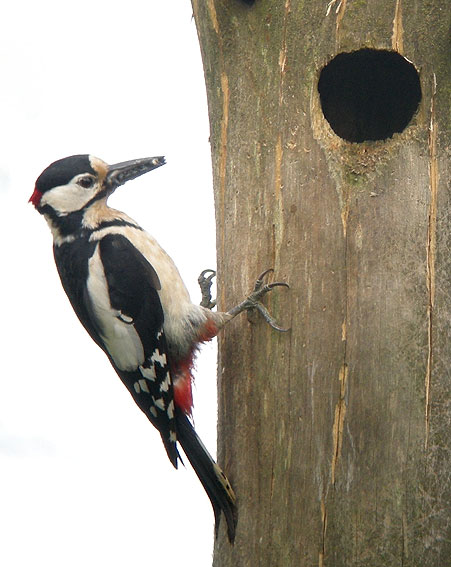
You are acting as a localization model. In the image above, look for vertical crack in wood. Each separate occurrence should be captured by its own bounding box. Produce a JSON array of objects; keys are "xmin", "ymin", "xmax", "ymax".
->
[
  {"xmin": 319, "ymin": 496, "xmax": 328, "ymax": 567},
  {"xmin": 273, "ymin": 1, "xmax": 290, "ymax": 271},
  {"xmin": 206, "ymin": 0, "xmax": 220, "ymax": 35},
  {"xmin": 203, "ymin": 0, "xmax": 228, "ymax": 309},
  {"xmin": 268, "ymin": 455, "xmax": 276, "ymax": 543},
  {"xmin": 425, "ymin": 74, "xmax": 438, "ymax": 449},
  {"xmin": 278, "ymin": 0, "xmax": 291, "ymax": 107},
  {"xmin": 271, "ymin": 223, "xmax": 277, "ymax": 272},
  {"xmin": 217, "ymin": 71, "xmax": 229, "ymax": 309},
  {"xmin": 329, "ymin": 0, "xmax": 347, "ymax": 49},
  {"xmin": 402, "ymin": 511, "xmax": 409, "ymax": 562},
  {"xmin": 325, "ymin": 179, "xmax": 350, "ymax": 560},
  {"xmin": 274, "ymin": 135, "xmax": 284, "ymax": 265},
  {"xmin": 392, "ymin": 0, "xmax": 404, "ymax": 53},
  {"xmin": 332, "ymin": 184, "xmax": 350, "ymax": 484},
  {"xmin": 326, "ymin": 0, "xmax": 347, "ymax": 37},
  {"xmin": 341, "ymin": 198, "xmax": 350, "ymax": 239},
  {"xmin": 219, "ymin": 71, "xmax": 230, "ymax": 223},
  {"xmin": 331, "ymin": 363, "xmax": 348, "ymax": 485},
  {"xmin": 275, "ymin": 135, "xmax": 283, "ymax": 202}
]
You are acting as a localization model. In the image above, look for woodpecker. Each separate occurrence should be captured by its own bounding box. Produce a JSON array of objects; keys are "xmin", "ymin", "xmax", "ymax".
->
[{"xmin": 29, "ymin": 154, "xmax": 288, "ymax": 543}]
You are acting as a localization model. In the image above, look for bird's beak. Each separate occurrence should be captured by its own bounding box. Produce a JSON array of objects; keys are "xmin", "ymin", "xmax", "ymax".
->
[{"xmin": 105, "ymin": 156, "xmax": 166, "ymax": 191}]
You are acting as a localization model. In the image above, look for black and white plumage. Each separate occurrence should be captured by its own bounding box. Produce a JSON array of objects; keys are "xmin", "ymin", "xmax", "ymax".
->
[{"xmin": 30, "ymin": 154, "xmax": 288, "ymax": 543}]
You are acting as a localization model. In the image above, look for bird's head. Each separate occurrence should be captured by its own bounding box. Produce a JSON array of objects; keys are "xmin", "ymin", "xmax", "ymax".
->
[{"xmin": 29, "ymin": 154, "xmax": 165, "ymax": 216}]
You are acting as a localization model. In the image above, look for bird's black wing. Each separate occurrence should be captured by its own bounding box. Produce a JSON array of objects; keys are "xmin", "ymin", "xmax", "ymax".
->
[{"xmin": 89, "ymin": 232, "xmax": 178, "ymax": 466}]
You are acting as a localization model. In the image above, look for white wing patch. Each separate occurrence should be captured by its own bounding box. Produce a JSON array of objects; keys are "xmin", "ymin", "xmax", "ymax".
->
[
  {"xmin": 139, "ymin": 365, "xmax": 156, "ymax": 381},
  {"xmin": 159, "ymin": 373, "xmax": 171, "ymax": 393},
  {"xmin": 134, "ymin": 379, "xmax": 151, "ymax": 394},
  {"xmin": 87, "ymin": 245, "xmax": 144, "ymax": 371},
  {"xmin": 151, "ymin": 349, "xmax": 167, "ymax": 367},
  {"xmin": 153, "ymin": 397, "xmax": 165, "ymax": 411},
  {"xmin": 90, "ymin": 225, "xmax": 196, "ymax": 354}
]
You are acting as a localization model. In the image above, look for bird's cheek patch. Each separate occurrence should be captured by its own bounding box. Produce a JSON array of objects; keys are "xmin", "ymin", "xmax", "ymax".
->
[{"xmin": 41, "ymin": 183, "xmax": 95, "ymax": 214}]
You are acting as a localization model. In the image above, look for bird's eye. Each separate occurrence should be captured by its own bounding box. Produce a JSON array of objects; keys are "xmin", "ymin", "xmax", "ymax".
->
[{"xmin": 78, "ymin": 176, "xmax": 95, "ymax": 189}]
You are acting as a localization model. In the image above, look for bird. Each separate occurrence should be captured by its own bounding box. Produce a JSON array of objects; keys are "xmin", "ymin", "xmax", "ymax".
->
[{"xmin": 29, "ymin": 154, "xmax": 288, "ymax": 543}]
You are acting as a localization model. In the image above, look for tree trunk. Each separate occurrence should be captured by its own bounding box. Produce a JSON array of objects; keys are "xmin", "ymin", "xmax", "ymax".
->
[{"xmin": 191, "ymin": 1, "xmax": 450, "ymax": 565}]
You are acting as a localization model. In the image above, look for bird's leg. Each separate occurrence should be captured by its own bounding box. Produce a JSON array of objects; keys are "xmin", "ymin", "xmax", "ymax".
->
[
  {"xmin": 198, "ymin": 269, "xmax": 217, "ymax": 309},
  {"xmin": 227, "ymin": 269, "xmax": 290, "ymax": 332},
  {"xmin": 198, "ymin": 268, "xmax": 289, "ymax": 332}
]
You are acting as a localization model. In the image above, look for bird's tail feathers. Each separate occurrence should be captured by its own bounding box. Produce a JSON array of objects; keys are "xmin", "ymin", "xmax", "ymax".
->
[
  {"xmin": 160, "ymin": 431, "xmax": 181, "ymax": 469},
  {"xmin": 175, "ymin": 409, "xmax": 237, "ymax": 543}
]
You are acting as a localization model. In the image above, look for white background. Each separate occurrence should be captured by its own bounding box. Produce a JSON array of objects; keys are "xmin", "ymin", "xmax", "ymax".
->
[{"xmin": 0, "ymin": 2, "xmax": 220, "ymax": 565}]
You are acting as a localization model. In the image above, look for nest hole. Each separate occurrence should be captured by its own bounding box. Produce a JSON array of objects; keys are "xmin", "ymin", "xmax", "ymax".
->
[{"xmin": 318, "ymin": 48, "xmax": 421, "ymax": 143}]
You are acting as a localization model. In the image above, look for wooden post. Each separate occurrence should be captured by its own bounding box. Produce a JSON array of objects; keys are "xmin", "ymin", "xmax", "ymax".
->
[{"xmin": 192, "ymin": 1, "xmax": 450, "ymax": 565}]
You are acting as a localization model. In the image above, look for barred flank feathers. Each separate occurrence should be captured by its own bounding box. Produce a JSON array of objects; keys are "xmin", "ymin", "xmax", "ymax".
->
[{"xmin": 175, "ymin": 409, "xmax": 237, "ymax": 543}]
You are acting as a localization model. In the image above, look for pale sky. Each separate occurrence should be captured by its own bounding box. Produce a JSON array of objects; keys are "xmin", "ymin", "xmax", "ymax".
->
[{"xmin": 1, "ymin": 2, "xmax": 220, "ymax": 565}]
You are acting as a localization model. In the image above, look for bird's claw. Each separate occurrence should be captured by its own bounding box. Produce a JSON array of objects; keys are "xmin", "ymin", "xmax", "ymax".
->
[
  {"xmin": 253, "ymin": 268, "xmax": 290, "ymax": 295},
  {"xmin": 229, "ymin": 269, "xmax": 290, "ymax": 332},
  {"xmin": 198, "ymin": 269, "xmax": 217, "ymax": 309}
]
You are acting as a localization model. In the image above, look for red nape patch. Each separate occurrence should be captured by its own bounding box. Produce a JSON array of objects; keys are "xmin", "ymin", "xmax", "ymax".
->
[
  {"xmin": 173, "ymin": 365, "xmax": 194, "ymax": 416},
  {"xmin": 29, "ymin": 187, "xmax": 42, "ymax": 208},
  {"xmin": 198, "ymin": 319, "xmax": 219, "ymax": 343}
]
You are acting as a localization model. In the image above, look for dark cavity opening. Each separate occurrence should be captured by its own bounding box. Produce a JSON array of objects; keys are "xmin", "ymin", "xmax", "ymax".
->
[{"xmin": 318, "ymin": 48, "xmax": 421, "ymax": 143}]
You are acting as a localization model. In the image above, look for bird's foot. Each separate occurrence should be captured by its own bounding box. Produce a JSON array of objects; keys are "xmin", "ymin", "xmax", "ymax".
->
[
  {"xmin": 228, "ymin": 269, "xmax": 290, "ymax": 332},
  {"xmin": 198, "ymin": 269, "xmax": 217, "ymax": 309}
]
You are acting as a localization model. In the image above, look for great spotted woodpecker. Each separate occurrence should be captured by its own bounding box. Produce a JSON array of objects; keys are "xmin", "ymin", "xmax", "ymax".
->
[{"xmin": 29, "ymin": 155, "xmax": 288, "ymax": 542}]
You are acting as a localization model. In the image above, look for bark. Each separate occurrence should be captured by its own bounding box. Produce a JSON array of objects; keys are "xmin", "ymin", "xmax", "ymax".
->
[{"xmin": 191, "ymin": 1, "xmax": 450, "ymax": 565}]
